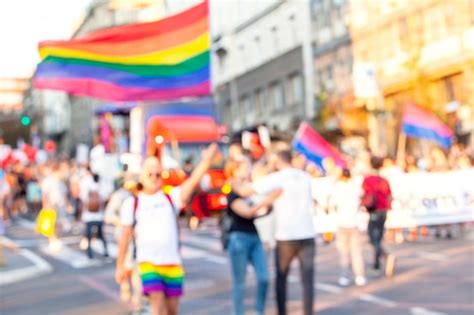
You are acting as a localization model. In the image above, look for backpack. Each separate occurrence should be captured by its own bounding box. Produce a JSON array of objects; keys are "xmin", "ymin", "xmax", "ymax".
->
[
  {"xmin": 361, "ymin": 192, "xmax": 377, "ymax": 212},
  {"xmin": 132, "ymin": 192, "xmax": 179, "ymax": 258},
  {"xmin": 88, "ymin": 190, "xmax": 101, "ymax": 213}
]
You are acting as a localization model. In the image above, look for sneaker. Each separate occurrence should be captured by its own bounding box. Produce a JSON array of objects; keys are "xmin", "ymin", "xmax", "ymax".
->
[
  {"xmin": 338, "ymin": 277, "xmax": 351, "ymax": 287},
  {"xmin": 385, "ymin": 254, "xmax": 396, "ymax": 278},
  {"xmin": 355, "ymin": 276, "xmax": 367, "ymax": 286}
]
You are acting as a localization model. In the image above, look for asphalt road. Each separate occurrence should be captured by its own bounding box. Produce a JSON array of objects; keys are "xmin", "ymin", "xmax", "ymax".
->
[{"xmin": 1, "ymin": 218, "xmax": 473, "ymax": 315}]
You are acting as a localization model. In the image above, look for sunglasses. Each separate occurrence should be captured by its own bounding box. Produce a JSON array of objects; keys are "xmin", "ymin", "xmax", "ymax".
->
[{"xmin": 147, "ymin": 172, "xmax": 161, "ymax": 179}]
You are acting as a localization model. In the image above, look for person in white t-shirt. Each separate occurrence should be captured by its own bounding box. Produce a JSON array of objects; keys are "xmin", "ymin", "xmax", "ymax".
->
[
  {"xmin": 233, "ymin": 149, "xmax": 316, "ymax": 315},
  {"xmin": 115, "ymin": 143, "xmax": 218, "ymax": 315},
  {"xmin": 328, "ymin": 168, "xmax": 366, "ymax": 287}
]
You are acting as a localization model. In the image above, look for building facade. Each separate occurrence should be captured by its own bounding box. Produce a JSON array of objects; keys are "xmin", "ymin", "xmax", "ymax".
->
[
  {"xmin": 310, "ymin": 0, "xmax": 364, "ymax": 140},
  {"xmin": 213, "ymin": 0, "xmax": 314, "ymax": 134},
  {"xmin": 349, "ymin": 0, "xmax": 474, "ymax": 153},
  {"xmin": 0, "ymin": 78, "xmax": 29, "ymax": 145}
]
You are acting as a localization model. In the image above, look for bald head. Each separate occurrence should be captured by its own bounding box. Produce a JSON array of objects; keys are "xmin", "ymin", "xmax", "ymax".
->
[
  {"xmin": 140, "ymin": 156, "xmax": 163, "ymax": 193},
  {"xmin": 142, "ymin": 156, "xmax": 161, "ymax": 172}
]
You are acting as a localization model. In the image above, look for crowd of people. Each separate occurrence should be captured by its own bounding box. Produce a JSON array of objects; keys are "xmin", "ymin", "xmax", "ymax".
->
[
  {"xmin": 0, "ymin": 158, "xmax": 117, "ymax": 263},
  {"xmin": 221, "ymin": 142, "xmax": 405, "ymax": 315},
  {"xmin": 0, "ymin": 138, "xmax": 473, "ymax": 315}
]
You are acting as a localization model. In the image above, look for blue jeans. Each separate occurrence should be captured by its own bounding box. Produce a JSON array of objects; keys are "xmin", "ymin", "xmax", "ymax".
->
[
  {"xmin": 368, "ymin": 212, "xmax": 387, "ymax": 269},
  {"xmin": 228, "ymin": 231, "xmax": 269, "ymax": 315}
]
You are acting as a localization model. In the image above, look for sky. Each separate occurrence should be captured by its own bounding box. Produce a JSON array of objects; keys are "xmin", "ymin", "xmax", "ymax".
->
[{"xmin": 0, "ymin": 0, "xmax": 91, "ymax": 79}]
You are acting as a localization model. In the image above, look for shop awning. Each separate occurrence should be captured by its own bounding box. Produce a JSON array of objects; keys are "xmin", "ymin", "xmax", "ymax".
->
[
  {"xmin": 145, "ymin": 98, "xmax": 221, "ymax": 143},
  {"xmin": 94, "ymin": 102, "xmax": 136, "ymax": 115}
]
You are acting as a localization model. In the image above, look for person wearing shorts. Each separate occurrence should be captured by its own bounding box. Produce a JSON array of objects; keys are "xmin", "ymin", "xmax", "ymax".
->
[{"xmin": 115, "ymin": 144, "xmax": 218, "ymax": 315}]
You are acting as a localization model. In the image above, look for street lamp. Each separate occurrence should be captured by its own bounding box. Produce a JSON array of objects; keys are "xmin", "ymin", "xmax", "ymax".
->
[{"xmin": 155, "ymin": 135, "xmax": 164, "ymax": 144}]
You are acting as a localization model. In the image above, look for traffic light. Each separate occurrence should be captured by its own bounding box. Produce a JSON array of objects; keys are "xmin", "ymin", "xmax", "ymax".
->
[{"xmin": 20, "ymin": 115, "xmax": 31, "ymax": 126}]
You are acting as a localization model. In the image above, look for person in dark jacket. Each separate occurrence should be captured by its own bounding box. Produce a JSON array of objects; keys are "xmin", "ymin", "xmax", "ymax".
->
[{"xmin": 362, "ymin": 156, "xmax": 395, "ymax": 277}]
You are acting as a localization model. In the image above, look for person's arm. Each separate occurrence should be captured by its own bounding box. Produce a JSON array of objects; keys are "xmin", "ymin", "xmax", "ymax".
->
[
  {"xmin": 180, "ymin": 143, "xmax": 219, "ymax": 205},
  {"xmin": 233, "ymin": 171, "xmax": 280, "ymax": 198},
  {"xmin": 231, "ymin": 189, "xmax": 282, "ymax": 219},
  {"xmin": 115, "ymin": 197, "xmax": 134, "ymax": 283},
  {"xmin": 231, "ymin": 182, "xmax": 256, "ymax": 198},
  {"xmin": 115, "ymin": 225, "xmax": 133, "ymax": 284},
  {"xmin": 104, "ymin": 193, "xmax": 120, "ymax": 226}
]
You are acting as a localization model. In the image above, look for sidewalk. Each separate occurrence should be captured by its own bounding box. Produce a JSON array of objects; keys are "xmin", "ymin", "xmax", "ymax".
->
[{"xmin": 0, "ymin": 237, "xmax": 53, "ymax": 286}]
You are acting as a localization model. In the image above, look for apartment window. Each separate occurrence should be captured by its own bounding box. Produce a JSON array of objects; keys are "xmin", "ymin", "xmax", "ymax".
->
[
  {"xmin": 271, "ymin": 26, "xmax": 279, "ymax": 55},
  {"xmin": 325, "ymin": 65, "xmax": 334, "ymax": 91},
  {"xmin": 286, "ymin": 74, "xmax": 303, "ymax": 106},
  {"xmin": 231, "ymin": 100, "xmax": 240, "ymax": 122},
  {"xmin": 239, "ymin": 45, "xmax": 246, "ymax": 70},
  {"xmin": 471, "ymin": 0, "xmax": 474, "ymax": 25},
  {"xmin": 270, "ymin": 82, "xmax": 285, "ymax": 110},
  {"xmin": 254, "ymin": 89, "xmax": 264, "ymax": 115},
  {"xmin": 311, "ymin": 0, "xmax": 322, "ymax": 18},
  {"xmin": 223, "ymin": 101, "xmax": 232, "ymax": 123},
  {"xmin": 289, "ymin": 14, "xmax": 297, "ymax": 45},
  {"xmin": 409, "ymin": 10, "xmax": 424, "ymax": 48},
  {"xmin": 444, "ymin": 2, "xmax": 456, "ymax": 33},
  {"xmin": 333, "ymin": 0, "xmax": 344, "ymax": 19},
  {"xmin": 292, "ymin": 74, "xmax": 304, "ymax": 104},
  {"xmin": 399, "ymin": 17, "xmax": 409, "ymax": 51},
  {"xmin": 254, "ymin": 36, "xmax": 261, "ymax": 64},
  {"xmin": 239, "ymin": 95, "xmax": 252, "ymax": 124}
]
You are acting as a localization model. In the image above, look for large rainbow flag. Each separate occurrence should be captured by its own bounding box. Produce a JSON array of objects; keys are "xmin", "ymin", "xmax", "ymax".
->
[
  {"xmin": 33, "ymin": 1, "xmax": 210, "ymax": 102},
  {"xmin": 402, "ymin": 103, "xmax": 453, "ymax": 148}
]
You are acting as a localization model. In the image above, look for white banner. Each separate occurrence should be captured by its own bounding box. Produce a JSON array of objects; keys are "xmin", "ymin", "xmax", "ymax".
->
[{"xmin": 311, "ymin": 169, "xmax": 474, "ymax": 233}]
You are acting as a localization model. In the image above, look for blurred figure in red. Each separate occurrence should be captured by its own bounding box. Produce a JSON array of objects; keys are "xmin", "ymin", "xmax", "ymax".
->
[{"xmin": 361, "ymin": 156, "xmax": 395, "ymax": 277}]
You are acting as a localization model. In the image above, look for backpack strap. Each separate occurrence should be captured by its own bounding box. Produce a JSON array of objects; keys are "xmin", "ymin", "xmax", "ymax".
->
[
  {"xmin": 132, "ymin": 196, "xmax": 139, "ymax": 228},
  {"xmin": 163, "ymin": 193, "xmax": 176, "ymax": 213},
  {"xmin": 164, "ymin": 193, "xmax": 181, "ymax": 249}
]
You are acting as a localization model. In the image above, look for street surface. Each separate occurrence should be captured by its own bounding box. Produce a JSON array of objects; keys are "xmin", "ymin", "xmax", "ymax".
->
[{"xmin": 1, "ymin": 218, "xmax": 473, "ymax": 315}]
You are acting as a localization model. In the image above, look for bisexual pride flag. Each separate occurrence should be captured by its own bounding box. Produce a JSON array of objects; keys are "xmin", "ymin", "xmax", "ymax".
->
[
  {"xmin": 33, "ymin": 1, "xmax": 210, "ymax": 102},
  {"xmin": 293, "ymin": 122, "xmax": 346, "ymax": 170},
  {"xmin": 402, "ymin": 103, "xmax": 453, "ymax": 149}
]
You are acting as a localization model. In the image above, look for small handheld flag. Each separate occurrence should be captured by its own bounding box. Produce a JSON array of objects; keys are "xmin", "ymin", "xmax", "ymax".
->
[{"xmin": 292, "ymin": 122, "xmax": 346, "ymax": 170}]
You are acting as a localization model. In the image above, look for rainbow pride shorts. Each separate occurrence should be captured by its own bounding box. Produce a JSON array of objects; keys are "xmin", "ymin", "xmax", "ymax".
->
[{"xmin": 138, "ymin": 263, "xmax": 184, "ymax": 297}]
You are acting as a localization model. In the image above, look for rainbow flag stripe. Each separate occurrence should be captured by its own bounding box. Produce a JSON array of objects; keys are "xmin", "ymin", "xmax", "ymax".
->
[
  {"xmin": 402, "ymin": 103, "xmax": 453, "ymax": 149},
  {"xmin": 293, "ymin": 122, "xmax": 346, "ymax": 171},
  {"xmin": 33, "ymin": 1, "xmax": 210, "ymax": 102},
  {"xmin": 138, "ymin": 263, "xmax": 184, "ymax": 297}
]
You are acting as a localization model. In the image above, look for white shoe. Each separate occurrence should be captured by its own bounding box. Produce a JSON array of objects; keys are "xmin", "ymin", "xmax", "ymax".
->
[
  {"xmin": 338, "ymin": 277, "xmax": 351, "ymax": 287},
  {"xmin": 355, "ymin": 276, "xmax": 367, "ymax": 286}
]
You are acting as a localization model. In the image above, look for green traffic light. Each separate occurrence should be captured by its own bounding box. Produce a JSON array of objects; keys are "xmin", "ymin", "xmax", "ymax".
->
[{"xmin": 21, "ymin": 115, "xmax": 31, "ymax": 126}]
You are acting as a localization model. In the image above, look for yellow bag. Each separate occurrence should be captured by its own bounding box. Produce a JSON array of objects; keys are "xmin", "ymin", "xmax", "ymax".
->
[{"xmin": 36, "ymin": 208, "xmax": 56, "ymax": 237}]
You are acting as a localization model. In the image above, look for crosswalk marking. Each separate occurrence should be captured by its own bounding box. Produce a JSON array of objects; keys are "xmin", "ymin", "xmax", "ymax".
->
[
  {"xmin": 40, "ymin": 231, "xmax": 227, "ymax": 269},
  {"xmin": 40, "ymin": 244, "xmax": 104, "ymax": 269},
  {"xmin": 410, "ymin": 307, "xmax": 446, "ymax": 315}
]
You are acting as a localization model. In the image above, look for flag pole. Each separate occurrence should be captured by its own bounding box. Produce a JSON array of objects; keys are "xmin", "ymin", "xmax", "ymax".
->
[
  {"xmin": 396, "ymin": 132, "xmax": 406, "ymax": 168},
  {"xmin": 397, "ymin": 104, "xmax": 407, "ymax": 168}
]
